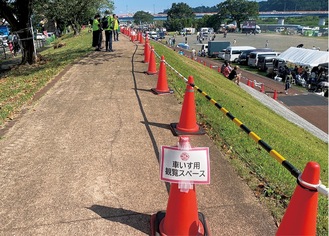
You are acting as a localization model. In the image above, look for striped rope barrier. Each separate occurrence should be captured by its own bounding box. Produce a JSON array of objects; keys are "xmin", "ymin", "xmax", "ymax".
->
[{"xmin": 149, "ymin": 42, "xmax": 329, "ymax": 197}]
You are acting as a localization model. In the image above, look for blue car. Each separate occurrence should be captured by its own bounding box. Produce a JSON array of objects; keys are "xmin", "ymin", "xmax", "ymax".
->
[{"xmin": 177, "ymin": 43, "xmax": 190, "ymax": 50}]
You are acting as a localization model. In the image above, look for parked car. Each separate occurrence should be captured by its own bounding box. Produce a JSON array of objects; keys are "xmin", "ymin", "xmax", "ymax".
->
[
  {"xmin": 0, "ymin": 32, "xmax": 8, "ymax": 46},
  {"xmin": 177, "ymin": 43, "xmax": 190, "ymax": 50},
  {"xmin": 257, "ymin": 55, "xmax": 277, "ymax": 72},
  {"xmin": 36, "ymin": 33, "xmax": 46, "ymax": 41},
  {"xmin": 238, "ymin": 48, "xmax": 274, "ymax": 65},
  {"xmin": 148, "ymin": 31, "xmax": 158, "ymax": 40}
]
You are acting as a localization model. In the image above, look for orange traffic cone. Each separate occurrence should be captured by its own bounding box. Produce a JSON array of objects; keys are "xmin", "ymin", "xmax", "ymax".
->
[
  {"xmin": 218, "ymin": 67, "xmax": 221, "ymax": 73},
  {"xmin": 251, "ymin": 80, "xmax": 255, "ymax": 88},
  {"xmin": 150, "ymin": 137, "xmax": 210, "ymax": 236},
  {"xmin": 146, "ymin": 46, "xmax": 157, "ymax": 75},
  {"xmin": 151, "ymin": 56, "xmax": 174, "ymax": 95},
  {"xmin": 276, "ymin": 162, "xmax": 320, "ymax": 235},
  {"xmin": 170, "ymin": 76, "xmax": 205, "ymax": 136},
  {"xmin": 260, "ymin": 83, "xmax": 265, "ymax": 93},
  {"xmin": 144, "ymin": 42, "xmax": 150, "ymax": 63},
  {"xmin": 273, "ymin": 90, "xmax": 278, "ymax": 100},
  {"xmin": 139, "ymin": 33, "xmax": 144, "ymax": 44},
  {"xmin": 247, "ymin": 79, "xmax": 251, "ymax": 86}
]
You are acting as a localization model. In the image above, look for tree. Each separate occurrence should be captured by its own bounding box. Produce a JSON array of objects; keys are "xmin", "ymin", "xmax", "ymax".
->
[
  {"xmin": 0, "ymin": 0, "xmax": 113, "ymax": 65},
  {"xmin": 0, "ymin": 0, "xmax": 35, "ymax": 65},
  {"xmin": 164, "ymin": 2, "xmax": 195, "ymax": 31},
  {"xmin": 217, "ymin": 0, "xmax": 259, "ymax": 30},
  {"xmin": 33, "ymin": 0, "xmax": 114, "ymax": 36},
  {"xmin": 133, "ymin": 11, "xmax": 154, "ymax": 25}
]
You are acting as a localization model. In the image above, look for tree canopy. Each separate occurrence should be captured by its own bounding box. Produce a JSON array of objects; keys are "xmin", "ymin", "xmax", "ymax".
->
[
  {"xmin": 133, "ymin": 11, "xmax": 154, "ymax": 25},
  {"xmin": 217, "ymin": 0, "xmax": 259, "ymax": 29},
  {"xmin": 164, "ymin": 2, "xmax": 195, "ymax": 31}
]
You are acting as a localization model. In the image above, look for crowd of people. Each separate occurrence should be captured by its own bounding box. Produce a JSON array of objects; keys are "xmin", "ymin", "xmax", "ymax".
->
[
  {"xmin": 91, "ymin": 11, "xmax": 120, "ymax": 52},
  {"xmin": 277, "ymin": 64, "xmax": 328, "ymax": 94}
]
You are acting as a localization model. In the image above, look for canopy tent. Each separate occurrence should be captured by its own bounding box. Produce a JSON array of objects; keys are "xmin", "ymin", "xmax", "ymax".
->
[{"xmin": 277, "ymin": 47, "xmax": 329, "ymax": 68}]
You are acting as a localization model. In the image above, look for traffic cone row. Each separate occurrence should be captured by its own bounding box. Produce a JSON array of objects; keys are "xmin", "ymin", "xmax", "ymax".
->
[
  {"xmin": 146, "ymin": 46, "xmax": 157, "ymax": 75},
  {"xmin": 170, "ymin": 76, "xmax": 205, "ymax": 136},
  {"xmin": 151, "ymin": 56, "xmax": 173, "ymax": 95},
  {"xmin": 139, "ymin": 39, "xmax": 322, "ymax": 236}
]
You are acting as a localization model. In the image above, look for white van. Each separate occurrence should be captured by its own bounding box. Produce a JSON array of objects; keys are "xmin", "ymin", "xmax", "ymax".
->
[
  {"xmin": 224, "ymin": 46, "xmax": 256, "ymax": 62},
  {"xmin": 248, "ymin": 51, "xmax": 280, "ymax": 67}
]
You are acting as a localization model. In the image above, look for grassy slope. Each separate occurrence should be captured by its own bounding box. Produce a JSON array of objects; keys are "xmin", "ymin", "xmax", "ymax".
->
[{"xmin": 152, "ymin": 42, "xmax": 328, "ymax": 234}]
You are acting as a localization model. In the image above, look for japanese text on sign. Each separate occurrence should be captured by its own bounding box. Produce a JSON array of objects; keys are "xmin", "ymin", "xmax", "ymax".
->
[{"xmin": 160, "ymin": 146, "xmax": 210, "ymax": 184}]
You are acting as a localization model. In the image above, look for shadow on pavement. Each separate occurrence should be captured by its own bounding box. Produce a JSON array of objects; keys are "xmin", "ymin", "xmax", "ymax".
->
[{"xmin": 88, "ymin": 205, "xmax": 150, "ymax": 234}]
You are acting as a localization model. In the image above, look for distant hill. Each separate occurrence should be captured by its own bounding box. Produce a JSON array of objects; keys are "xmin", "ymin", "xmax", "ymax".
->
[
  {"xmin": 161, "ymin": 0, "xmax": 328, "ymax": 13},
  {"xmin": 258, "ymin": 0, "xmax": 328, "ymax": 11}
]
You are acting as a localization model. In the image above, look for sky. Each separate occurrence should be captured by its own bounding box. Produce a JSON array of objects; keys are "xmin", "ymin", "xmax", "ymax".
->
[{"xmin": 113, "ymin": 0, "xmax": 223, "ymax": 15}]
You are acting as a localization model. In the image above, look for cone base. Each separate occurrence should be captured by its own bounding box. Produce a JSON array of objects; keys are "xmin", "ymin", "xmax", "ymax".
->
[
  {"xmin": 170, "ymin": 123, "xmax": 206, "ymax": 136},
  {"xmin": 150, "ymin": 211, "xmax": 210, "ymax": 236},
  {"xmin": 151, "ymin": 88, "xmax": 174, "ymax": 95},
  {"xmin": 145, "ymin": 71, "xmax": 158, "ymax": 75}
]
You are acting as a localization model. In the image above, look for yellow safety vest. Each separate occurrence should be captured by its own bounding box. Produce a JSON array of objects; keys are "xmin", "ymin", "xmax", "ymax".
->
[{"xmin": 92, "ymin": 19, "xmax": 100, "ymax": 31}]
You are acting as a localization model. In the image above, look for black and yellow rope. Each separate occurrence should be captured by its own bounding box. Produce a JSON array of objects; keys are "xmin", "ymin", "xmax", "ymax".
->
[{"xmin": 192, "ymin": 83, "xmax": 301, "ymax": 178}]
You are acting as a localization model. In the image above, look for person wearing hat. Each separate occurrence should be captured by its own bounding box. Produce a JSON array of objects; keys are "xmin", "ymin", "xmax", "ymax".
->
[
  {"xmin": 92, "ymin": 13, "xmax": 102, "ymax": 51},
  {"xmin": 228, "ymin": 65, "xmax": 241, "ymax": 85}
]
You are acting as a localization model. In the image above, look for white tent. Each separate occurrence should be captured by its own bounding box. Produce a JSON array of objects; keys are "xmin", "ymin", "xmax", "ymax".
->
[{"xmin": 277, "ymin": 47, "xmax": 329, "ymax": 67}]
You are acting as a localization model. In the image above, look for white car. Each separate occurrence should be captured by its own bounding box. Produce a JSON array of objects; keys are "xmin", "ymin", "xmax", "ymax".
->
[
  {"xmin": 0, "ymin": 32, "xmax": 8, "ymax": 46},
  {"xmin": 148, "ymin": 31, "xmax": 158, "ymax": 40},
  {"xmin": 36, "ymin": 33, "xmax": 46, "ymax": 41}
]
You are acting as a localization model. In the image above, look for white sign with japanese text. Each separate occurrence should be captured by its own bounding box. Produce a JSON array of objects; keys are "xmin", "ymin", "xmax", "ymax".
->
[{"xmin": 160, "ymin": 146, "xmax": 210, "ymax": 184}]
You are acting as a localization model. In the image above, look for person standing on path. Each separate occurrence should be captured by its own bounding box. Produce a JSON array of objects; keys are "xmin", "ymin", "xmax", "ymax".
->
[
  {"xmin": 113, "ymin": 14, "xmax": 119, "ymax": 41},
  {"xmin": 104, "ymin": 12, "xmax": 114, "ymax": 52},
  {"xmin": 92, "ymin": 14, "xmax": 102, "ymax": 51}
]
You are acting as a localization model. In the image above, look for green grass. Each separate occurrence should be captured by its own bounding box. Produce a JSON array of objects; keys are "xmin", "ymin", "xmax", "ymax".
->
[
  {"xmin": 153, "ymin": 42, "xmax": 328, "ymax": 235},
  {"xmin": 0, "ymin": 30, "xmax": 327, "ymax": 235}
]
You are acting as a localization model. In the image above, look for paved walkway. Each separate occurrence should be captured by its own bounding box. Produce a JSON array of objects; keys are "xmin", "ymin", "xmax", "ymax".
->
[{"xmin": 1, "ymin": 35, "xmax": 279, "ymax": 235}]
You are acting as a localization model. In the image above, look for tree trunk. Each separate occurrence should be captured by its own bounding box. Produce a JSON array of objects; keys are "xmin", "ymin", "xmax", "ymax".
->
[{"xmin": 18, "ymin": 30, "xmax": 35, "ymax": 65}]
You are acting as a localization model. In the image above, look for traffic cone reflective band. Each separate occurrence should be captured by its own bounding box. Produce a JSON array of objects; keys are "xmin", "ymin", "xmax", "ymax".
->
[
  {"xmin": 150, "ymin": 137, "xmax": 210, "ymax": 236},
  {"xmin": 273, "ymin": 90, "xmax": 278, "ymax": 100},
  {"xmin": 151, "ymin": 56, "xmax": 174, "ymax": 95},
  {"xmin": 146, "ymin": 46, "xmax": 157, "ymax": 75},
  {"xmin": 144, "ymin": 42, "xmax": 150, "ymax": 63},
  {"xmin": 170, "ymin": 76, "xmax": 205, "ymax": 136},
  {"xmin": 276, "ymin": 162, "xmax": 320, "ymax": 236}
]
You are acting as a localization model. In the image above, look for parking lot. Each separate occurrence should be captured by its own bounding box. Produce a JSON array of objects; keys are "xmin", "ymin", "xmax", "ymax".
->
[{"xmin": 173, "ymin": 32, "xmax": 328, "ymax": 53}]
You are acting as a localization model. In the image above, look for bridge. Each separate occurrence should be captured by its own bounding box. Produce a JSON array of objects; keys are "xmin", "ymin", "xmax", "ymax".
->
[{"xmin": 118, "ymin": 11, "xmax": 328, "ymax": 26}]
